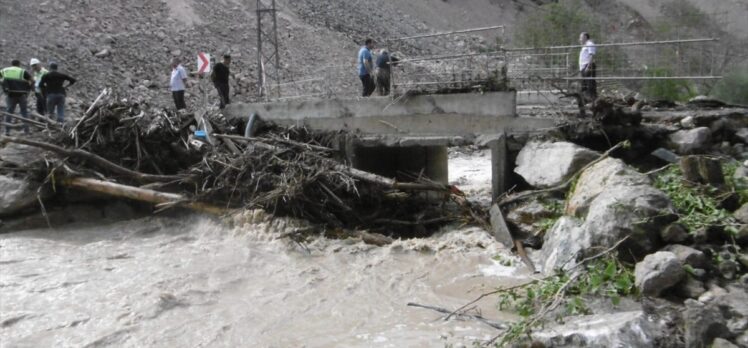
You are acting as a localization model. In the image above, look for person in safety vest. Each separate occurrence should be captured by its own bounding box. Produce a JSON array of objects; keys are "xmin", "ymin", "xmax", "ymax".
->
[
  {"xmin": 30, "ymin": 58, "xmax": 48, "ymax": 116},
  {"xmin": 0, "ymin": 59, "xmax": 33, "ymax": 135}
]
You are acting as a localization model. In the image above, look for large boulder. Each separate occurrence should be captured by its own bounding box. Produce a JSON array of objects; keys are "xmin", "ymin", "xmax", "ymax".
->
[
  {"xmin": 565, "ymin": 157, "xmax": 650, "ymax": 217},
  {"xmin": 539, "ymin": 158, "xmax": 676, "ymax": 273},
  {"xmin": 668, "ymin": 127, "xmax": 712, "ymax": 154},
  {"xmin": 531, "ymin": 311, "xmax": 665, "ymax": 347},
  {"xmin": 581, "ymin": 185, "xmax": 675, "ymax": 258},
  {"xmin": 635, "ymin": 251, "xmax": 685, "ymax": 297},
  {"xmin": 0, "ymin": 175, "xmax": 39, "ymax": 217},
  {"xmin": 514, "ymin": 141, "xmax": 599, "ymax": 189}
]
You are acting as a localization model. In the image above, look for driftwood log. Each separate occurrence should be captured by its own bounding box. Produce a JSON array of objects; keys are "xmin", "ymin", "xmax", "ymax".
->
[{"xmin": 61, "ymin": 177, "xmax": 226, "ymax": 215}]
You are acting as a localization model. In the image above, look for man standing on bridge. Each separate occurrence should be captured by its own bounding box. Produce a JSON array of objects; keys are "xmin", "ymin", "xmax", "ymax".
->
[
  {"xmin": 357, "ymin": 38, "xmax": 376, "ymax": 97},
  {"xmin": 375, "ymin": 48, "xmax": 398, "ymax": 96},
  {"xmin": 170, "ymin": 57, "xmax": 189, "ymax": 110},
  {"xmin": 211, "ymin": 54, "xmax": 231, "ymax": 109},
  {"xmin": 578, "ymin": 32, "xmax": 597, "ymax": 103}
]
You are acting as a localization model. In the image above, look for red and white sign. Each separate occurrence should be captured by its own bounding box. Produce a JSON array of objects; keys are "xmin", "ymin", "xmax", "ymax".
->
[{"xmin": 197, "ymin": 52, "xmax": 211, "ymax": 74}]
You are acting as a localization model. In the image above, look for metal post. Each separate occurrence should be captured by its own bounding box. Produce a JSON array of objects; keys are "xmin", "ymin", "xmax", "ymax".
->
[
  {"xmin": 256, "ymin": 0, "xmax": 263, "ymax": 97},
  {"xmin": 256, "ymin": 0, "xmax": 281, "ymax": 99},
  {"xmin": 272, "ymin": 0, "xmax": 281, "ymax": 98}
]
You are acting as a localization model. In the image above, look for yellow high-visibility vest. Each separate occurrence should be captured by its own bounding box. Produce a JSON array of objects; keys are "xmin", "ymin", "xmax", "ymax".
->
[{"xmin": 1, "ymin": 66, "xmax": 26, "ymax": 80}]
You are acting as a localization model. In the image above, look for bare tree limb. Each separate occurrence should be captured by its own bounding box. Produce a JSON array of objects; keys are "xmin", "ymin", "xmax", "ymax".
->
[
  {"xmin": 407, "ymin": 302, "xmax": 508, "ymax": 330},
  {"xmin": 0, "ymin": 136, "xmax": 185, "ymax": 183}
]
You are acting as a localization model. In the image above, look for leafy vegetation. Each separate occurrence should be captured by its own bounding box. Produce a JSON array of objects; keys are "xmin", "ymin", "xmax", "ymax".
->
[
  {"xmin": 496, "ymin": 256, "xmax": 637, "ymax": 346},
  {"xmin": 653, "ymin": 165, "xmax": 741, "ymax": 235},
  {"xmin": 640, "ymin": 67, "xmax": 697, "ymax": 101},
  {"xmin": 711, "ymin": 64, "xmax": 748, "ymax": 105}
]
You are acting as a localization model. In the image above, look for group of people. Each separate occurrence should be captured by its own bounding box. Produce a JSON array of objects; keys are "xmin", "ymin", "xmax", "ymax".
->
[
  {"xmin": 1, "ymin": 59, "xmax": 76, "ymax": 135},
  {"xmin": 355, "ymin": 32, "xmax": 597, "ymax": 102},
  {"xmin": 169, "ymin": 54, "xmax": 232, "ymax": 111},
  {"xmin": 357, "ymin": 38, "xmax": 399, "ymax": 97}
]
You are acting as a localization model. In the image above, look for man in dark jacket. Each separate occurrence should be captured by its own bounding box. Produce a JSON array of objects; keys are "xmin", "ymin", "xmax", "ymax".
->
[
  {"xmin": 0, "ymin": 59, "xmax": 33, "ymax": 135},
  {"xmin": 375, "ymin": 49, "xmax": 398, "ymax": 96},
  {"xmin": 40, "ymin": 62, "xmax": 76, "ymax": 123},
  {"xmin": 211, "ymin": 54, "xmax": 231, "ymax": 109}
]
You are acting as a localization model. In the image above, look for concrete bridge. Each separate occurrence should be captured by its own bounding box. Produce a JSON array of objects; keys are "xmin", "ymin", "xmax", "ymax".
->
[{"xmin": 225, "ymin": 91, "xmax": 557, "ymax": 201}]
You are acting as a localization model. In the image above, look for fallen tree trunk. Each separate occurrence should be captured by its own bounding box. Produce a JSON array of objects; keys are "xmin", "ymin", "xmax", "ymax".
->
[
  {"xmin": 0, "ymin": 136, "xmax": 184, "ymax": 183},
  {"xmin": 61, "ymin": 177, "xmax": 226, "ymax": 215}
]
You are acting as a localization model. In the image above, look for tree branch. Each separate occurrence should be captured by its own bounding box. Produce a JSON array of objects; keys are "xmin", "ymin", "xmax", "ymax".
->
[{"xmin": 0, "ymin": 136, "xmax": 185, "ymax": 183}]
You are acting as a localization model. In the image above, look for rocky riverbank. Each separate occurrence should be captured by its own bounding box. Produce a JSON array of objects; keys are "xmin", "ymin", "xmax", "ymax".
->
[{"xmin": 488, "ymin": 102, "xmax": 748, "ymax": 347}]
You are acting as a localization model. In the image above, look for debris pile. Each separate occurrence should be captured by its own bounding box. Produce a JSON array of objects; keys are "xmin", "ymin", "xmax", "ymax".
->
[{"xmin": 1, "ymin": 96, "xmax": 479, "ymax": 237}]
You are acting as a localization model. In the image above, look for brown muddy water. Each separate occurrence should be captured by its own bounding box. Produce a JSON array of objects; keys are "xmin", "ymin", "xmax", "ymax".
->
[{"xmin": 1, "ymin": 150, "xmax": 533, "ymax": 347}]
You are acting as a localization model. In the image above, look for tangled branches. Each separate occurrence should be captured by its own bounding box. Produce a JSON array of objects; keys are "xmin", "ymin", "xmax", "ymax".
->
[{"xmin": 3, "ymin": 95, "xmax": 470, "ymax": 236}]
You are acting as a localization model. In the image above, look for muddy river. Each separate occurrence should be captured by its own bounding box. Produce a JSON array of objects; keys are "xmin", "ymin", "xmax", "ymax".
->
[{"xmin": 1, "ymin": 150, "xmax": 533, "ymax": 347}]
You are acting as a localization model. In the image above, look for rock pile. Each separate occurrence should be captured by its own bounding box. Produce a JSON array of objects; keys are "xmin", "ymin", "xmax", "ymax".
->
[{"xmin": 502, "ymin": 123, "xmax": 748, "ymax": 346}]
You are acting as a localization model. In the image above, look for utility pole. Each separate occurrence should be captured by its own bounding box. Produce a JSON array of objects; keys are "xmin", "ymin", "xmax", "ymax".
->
[{"xmin": 256, "ymin": 0, "xmax": 281, "ymax": 99}]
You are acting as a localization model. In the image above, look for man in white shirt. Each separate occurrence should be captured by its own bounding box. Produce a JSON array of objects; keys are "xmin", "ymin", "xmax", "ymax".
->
[
  {"xmin": 578, "ymin": 32, "xmax": 597, "ymax": 102},
  {"xmin": 170, "ymin": 58, "xmax": 188, "ymax": 110}
]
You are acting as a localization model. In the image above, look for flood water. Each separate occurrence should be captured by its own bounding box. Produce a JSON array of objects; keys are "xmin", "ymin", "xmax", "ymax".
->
[{"xmin": 1, "ymin": 150, "xmax": 532, "ymax": 347}]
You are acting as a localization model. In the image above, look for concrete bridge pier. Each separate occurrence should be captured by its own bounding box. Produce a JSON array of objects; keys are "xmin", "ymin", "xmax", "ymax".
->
[
  {"xmin": 340, "ymin": 133, "xmax": 507, "ymax": 202},
  {"xmin": 343, "ymin": 142, "xmax": 449, "ymax": 185},
  {"xmin": 489, "ymin": 133, "xmax": 508, "ymax": 203}
]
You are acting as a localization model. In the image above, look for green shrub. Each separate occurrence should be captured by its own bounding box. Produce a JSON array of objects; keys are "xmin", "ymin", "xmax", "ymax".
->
[
  {"xmin": 710, "ymin": 65, "xmax": 748, "ymax": 105},
  {"xmin": 640, "ymin": 67, "xmax": 697, "ymax": 101}
]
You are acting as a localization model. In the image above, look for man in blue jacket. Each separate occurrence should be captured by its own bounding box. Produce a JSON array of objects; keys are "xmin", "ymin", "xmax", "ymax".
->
[{"xmin": 357, "ymin": 39, "xmax": 375, "ymax": 97}]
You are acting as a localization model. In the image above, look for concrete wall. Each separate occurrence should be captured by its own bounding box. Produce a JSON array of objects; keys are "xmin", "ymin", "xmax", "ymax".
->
[
  {"xmin": 228, "ymin": 91, "xmax": 516, "ymax": 120},
  {"xmin": 223, "ymin": 91, "xmax": 556, "ymax": 136}
]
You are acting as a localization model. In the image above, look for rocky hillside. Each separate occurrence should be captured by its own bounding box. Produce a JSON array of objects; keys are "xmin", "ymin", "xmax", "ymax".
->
[{"xmin": 1, "ymin": 0, "xmax": 745, "ymax": 110}]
